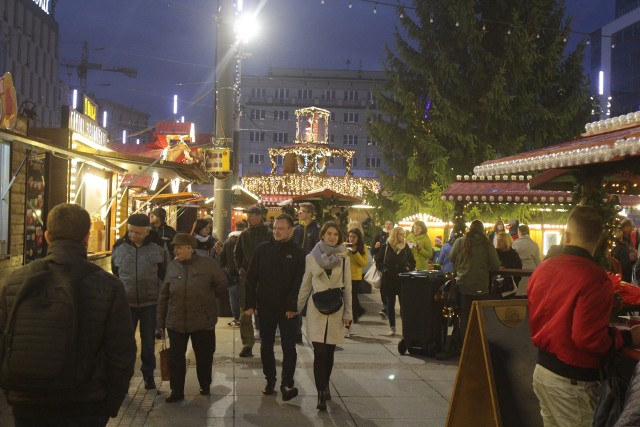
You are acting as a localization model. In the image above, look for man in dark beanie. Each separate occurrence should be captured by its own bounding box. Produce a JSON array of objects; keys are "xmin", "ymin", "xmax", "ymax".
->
[
  {"xmin": 112, "ymin": 212, "xmax": 169, "ymax": 390},
  {"xmin": 150, "ymin": 207, "xmax": 176, "ymax": 259}
]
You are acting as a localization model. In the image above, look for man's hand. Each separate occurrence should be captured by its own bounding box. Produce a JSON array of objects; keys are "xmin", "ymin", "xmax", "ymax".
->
[
  {"xmin": 244, "ymin": 308, "xmax": 256, "ymax": 316},
  {"xmin": 374, "ymin": 242, "xmax": 381, "ymax": 249},
  {"xmin": 213, "ymin": 241, "xmax": 223, "ymax": 255},
  {"xmin": 286, "ymin": 311, "xmax": 298, "ymax": 319}
]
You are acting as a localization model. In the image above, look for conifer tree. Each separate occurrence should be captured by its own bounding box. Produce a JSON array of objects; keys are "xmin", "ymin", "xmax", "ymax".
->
[{"xmin": 368, "ymin": 0, "xmax": 591, "ymax": 217}]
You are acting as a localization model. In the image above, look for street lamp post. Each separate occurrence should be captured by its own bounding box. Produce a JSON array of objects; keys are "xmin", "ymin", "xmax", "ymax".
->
[{"xmin": 212, "ymin": 0, "xmax": 235, "ymax": 241}]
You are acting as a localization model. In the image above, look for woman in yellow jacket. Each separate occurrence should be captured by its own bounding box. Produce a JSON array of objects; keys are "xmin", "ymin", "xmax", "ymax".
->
[
  {"xmin": 406, "ymin": 220, "xmax": 433, "ymax": 270},
  {"xmin": 345, "ymin": 228, "xmax": 368, "ymax": 336}
]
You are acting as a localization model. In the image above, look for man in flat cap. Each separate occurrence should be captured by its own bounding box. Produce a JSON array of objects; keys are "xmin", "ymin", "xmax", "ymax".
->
[{"xmin": 112, "ymin": 213, "xmax": 170, "ymax": 390}]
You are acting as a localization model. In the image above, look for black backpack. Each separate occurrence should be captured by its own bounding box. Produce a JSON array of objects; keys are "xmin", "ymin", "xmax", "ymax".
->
[{"xmin": 0, "ymin": 259, "xmax": 100, "ymax": 392}]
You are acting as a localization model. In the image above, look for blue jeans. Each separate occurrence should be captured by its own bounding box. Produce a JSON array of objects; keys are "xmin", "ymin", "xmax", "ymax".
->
[
  {"xmin": 258, "ymin": 311, "xmax": 297, "ymax": 387},
  {"xmin": 227, "ymin": 276, "xmax": 240, "ymax": 320},
  {"xmin": 130, "ymin": 305, "xmax": 157, "ymax": 379},
  {"xmin": 14, "ymin": 414, "xmax": 109, "ymax": 427}
]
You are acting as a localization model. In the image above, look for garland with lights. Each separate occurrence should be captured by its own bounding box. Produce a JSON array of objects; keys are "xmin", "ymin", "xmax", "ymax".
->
[{"xmin": 241, "ymin": 174, "xmax": 379, "ymax": 198}]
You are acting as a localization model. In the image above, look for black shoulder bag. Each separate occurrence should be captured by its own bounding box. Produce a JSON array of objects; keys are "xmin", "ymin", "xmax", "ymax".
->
[{"xmin": 311, "ymin": 258, "xmax": 345, "ymax": 315}]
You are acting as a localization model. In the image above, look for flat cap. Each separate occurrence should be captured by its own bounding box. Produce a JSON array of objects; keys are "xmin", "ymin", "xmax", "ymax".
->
[
  {"xmin": 128, "ymin": 213, "xmax": 150, "ymax": 227},
  {"xmin": 171, "ymin": 233, "xmax": 197, "ymax": 249}
]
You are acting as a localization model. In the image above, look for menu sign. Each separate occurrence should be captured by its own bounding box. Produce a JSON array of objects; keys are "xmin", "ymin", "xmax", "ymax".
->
[{"xmin": 24, "ymin": 153, "xmax": 47, "ymax": 264}]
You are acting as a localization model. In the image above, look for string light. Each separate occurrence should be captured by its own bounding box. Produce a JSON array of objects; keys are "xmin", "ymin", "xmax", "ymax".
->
[
  {"xmin": 241, "ymin": 175, "xmax": 379, "ymax": 199},
  {"xmin": 348, "ymin": 1, "xmax": 352, "ymax": 8},
  {"xmin": 373, "ymin": 6, "xmax": 377, "ymax": 14}
]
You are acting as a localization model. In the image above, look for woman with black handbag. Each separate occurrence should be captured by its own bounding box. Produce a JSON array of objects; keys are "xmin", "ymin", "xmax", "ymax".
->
[
  {"xmin": 297, "ymin": 222, "xmax": 352, "ymax": 411},
  {"xmin": 375, "ymin": 226, "xmax": 416, "ymax": 337}
]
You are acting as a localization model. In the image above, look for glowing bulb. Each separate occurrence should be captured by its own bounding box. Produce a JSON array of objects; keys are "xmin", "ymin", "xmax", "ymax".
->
[{"xmin": 348, "ymin": 1, "xmax": 352, "ymax": 8}]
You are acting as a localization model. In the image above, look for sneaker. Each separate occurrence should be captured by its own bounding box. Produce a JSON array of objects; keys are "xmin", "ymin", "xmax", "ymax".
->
[
  {"xmin": 143, "ymin": 377, "xmax": 156, "ymax": 390},
  {"xmin": 387, "ymin": 327, "xmax": 396, "ymax": 337},
  {"xmin": 165, "ymin": 392, "xmax": 184, "ymax": 403},
  {"xmin": 262, "ymin": 381, "xmax": 276, "ymax": 395},
  {"xmin": 280, "ymin": 385, "xmax": 299, "ymax": 401},
  {"xmin": 379, "ymin": 310, "xmax": 387, "ymax": 319},
  {"xmin": 344, "ymin": 328, "xmax": 350, "ymax": 338},
  {"xmin": 239, "ymin": 347, "xmax": 253, "ymax": 358},
  {"xmin": 227, "ymin": 319, "xmax": 240, "ymax": 327}
]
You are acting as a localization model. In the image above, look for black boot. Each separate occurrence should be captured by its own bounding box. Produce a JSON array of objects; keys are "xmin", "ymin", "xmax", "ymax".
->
[{"xmin": 317, "ymin": 390, "xmax": 327, "ymax": 411}]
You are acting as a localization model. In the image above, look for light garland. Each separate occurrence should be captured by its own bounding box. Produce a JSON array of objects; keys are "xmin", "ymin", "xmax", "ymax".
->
[{"xmin": 241, "ymin": 174, "xmax": 379, "ymax": 198}]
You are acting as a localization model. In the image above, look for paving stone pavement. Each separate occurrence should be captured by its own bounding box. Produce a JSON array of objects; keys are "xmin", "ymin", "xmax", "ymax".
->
[{"xmin": 0, "ymin": 290, "xmax": 458, "ymax": 426}]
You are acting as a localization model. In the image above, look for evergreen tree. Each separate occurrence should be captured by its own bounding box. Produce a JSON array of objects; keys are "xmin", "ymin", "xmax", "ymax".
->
[{"xmin": 368, "ymin": 0, "xmax": 591, "ymax": 217}]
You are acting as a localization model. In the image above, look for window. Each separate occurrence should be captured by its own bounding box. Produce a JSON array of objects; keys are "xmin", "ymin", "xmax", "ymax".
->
[
  {"xmin": 251, "ymin": 87, "xmax": 266, "ymax": 98},
  {"xmin": 298, "ymin": 89, "xmax": 312, "ymax": 99},
  {"xmin": 249, "ymin": 131, "xmax": 265, "ymax": 142},
  {"xmin": 249, "ymin": 153, "xmax": 264, "ymax": 164},
  {"xmin": 250, "ymin": 109, "xmax": 265, "ymax": 120},
  {"xmin": 274, "ymin": 110, "xmax": 289, "ymax": 120},
  {"xmin": 344, "ymin": 90, "xmax": 358, "ymax": 101},
  {"xmin": 321, "ymin": 90, "xmax": 336, "ymax": 100},
  {"xmin": 273, "ymin": 132, "xmax": 289, "ymax": 143},
  {"xmin": 367, "ymin": 91, "xmax": 376, "ymax": 104},
  {"xmin": 345, "ymin": 157, "xmax": 358, "ymax": 167},
  {"xmin": 276, "ymin": 155, "xmax": 283, "ymax": 165},
  {"xmin": 366, "ymin": 157, "xmax": 381, "ymax": 168},
  {"xmin": 275, "ymin": 88, "xmax": 289, "ymax": 99},
  {"xmin": 344, "ymin": 112, "xmax": 359, "ymax": 123},
  {"xmin": 343, "ymin": 134, "xmax": 358, "ymax": 145},
  {"xmin": 330, "ymin": 112, "xmax": 335, "ymax": 122},
  {"xmin": 366, "ymin": 137, "xmax": 377, "ymax": 146},
  {"xmin": 329, "ymin": 134, "xmax": 335, "ymax": 143},
  {"xmin": 328, "ymin": 157, "xmax": 335, "ymax": 166},
  {"xmin": 0, "ymin": 143, "xmax": 10, "ymax": 255}
]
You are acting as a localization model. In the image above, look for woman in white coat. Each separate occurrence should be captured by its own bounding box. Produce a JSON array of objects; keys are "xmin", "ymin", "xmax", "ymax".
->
[{"xmin": 298, "ymin": 221, "xmax": 353, "ymax": 411}]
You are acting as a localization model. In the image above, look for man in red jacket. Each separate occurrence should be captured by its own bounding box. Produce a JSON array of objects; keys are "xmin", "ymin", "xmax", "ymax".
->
[{"xmin": 529, "ymin": 206, "xmax": 640, "ymax": 427}]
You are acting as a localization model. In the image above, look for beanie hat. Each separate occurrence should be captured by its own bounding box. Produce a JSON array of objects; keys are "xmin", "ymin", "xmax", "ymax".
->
[
  {"xmin": 128, "ymin": 213, "xmax": 150, "ymax": 227},
  {"xmin": 172, "ymin": 233, "xmax": 197, "ymax": 249},
  {"xmin": 246, "ymin": 206, "xmax": 262, "ymax": 216},
  {"xmin": 435, "ymin": 236, "xmax": 442, "ymax": 245},
  {"xmin": 151, "ymin": 207, "xmax": 167, "ymax": 222}
]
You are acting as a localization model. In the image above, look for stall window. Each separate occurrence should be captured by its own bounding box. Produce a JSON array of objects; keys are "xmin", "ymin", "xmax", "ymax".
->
[
  {"xmin": 72, "ymin": 163, "xmax": 111, "ymax": 253},
  {"xmin": 0, "ymin": 143, "xmax": 9, "ymax": 256}
]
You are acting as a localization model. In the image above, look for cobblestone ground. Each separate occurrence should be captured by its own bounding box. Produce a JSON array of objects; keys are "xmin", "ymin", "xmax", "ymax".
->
[{"xmin": 0, "ymin": 290, "xmax": 458, "ymax": 426}]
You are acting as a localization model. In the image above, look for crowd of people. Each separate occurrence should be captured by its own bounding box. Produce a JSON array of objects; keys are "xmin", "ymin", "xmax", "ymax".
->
[{"xmin": 4, "ymin": 201, "xmax": 640, "ymax": 426}]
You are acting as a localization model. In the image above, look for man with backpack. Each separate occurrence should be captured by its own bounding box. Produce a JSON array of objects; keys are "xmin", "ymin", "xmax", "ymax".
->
[
  {"xmin": 112, "ymin": 213, "xmax": 169, "ymax": 390},
  {"xmin": 0, "ymin": 203, "xmax": 135, "ymax": 426}
]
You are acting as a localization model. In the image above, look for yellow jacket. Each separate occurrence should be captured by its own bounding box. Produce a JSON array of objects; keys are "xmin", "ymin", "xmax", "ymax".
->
[
  {"xmin": 407, "ymin": 232, "xmax": 433, "ymax": 270},
  {"xmin": 347, "ymin": 245, "xmax": 368, "ymax": 280}
]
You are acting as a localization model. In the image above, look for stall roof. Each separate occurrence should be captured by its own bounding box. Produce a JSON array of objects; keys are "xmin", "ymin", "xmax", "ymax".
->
[
  {"xmin": 473, "ymin": 114, "xmax": 640, "ymax": 177},
  {"xmin": 0, "ymin": 131, "xmax": 126, "ymax": 173},
  {"xmin": 93, "ymin": 150, "xmax": 210, "ymax": 182},
  {"xmin": 443, "ymin": 175, "xmax": 640, "ymax": 207},
  {"xmin": 132, "ymin": 192, "xmax": 204, "ymax": 205}
]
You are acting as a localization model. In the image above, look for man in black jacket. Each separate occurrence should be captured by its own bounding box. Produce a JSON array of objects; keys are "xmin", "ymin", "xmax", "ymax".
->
[
  {"xmin": 0, "ymin": 203, "xmax": 135, "ymax": 426},
  {"xmin": 234, "ymin": 206, "xmax": 272, "ymax": 357},
  {"xmin": 244, "ymin": 214, "xmax": 305, "ymax": 401}
]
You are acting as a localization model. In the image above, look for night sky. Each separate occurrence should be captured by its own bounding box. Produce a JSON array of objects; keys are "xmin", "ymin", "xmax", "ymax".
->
[{"xmin": 55, "ymin": 0, "xmax": 613, "ymax": 134}]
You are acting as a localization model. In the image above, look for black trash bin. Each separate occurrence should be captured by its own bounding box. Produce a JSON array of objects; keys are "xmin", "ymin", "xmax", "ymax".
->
[{"xmin": 397, "ymin": 270, "xmax": 448, "ymax": 356}]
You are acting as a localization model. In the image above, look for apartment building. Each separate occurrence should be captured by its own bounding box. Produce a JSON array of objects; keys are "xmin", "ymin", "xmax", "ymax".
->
[
  {"xmin": 590, "ymin": 0, "xmax": 640, "ymax": 117},
  {"xmin": 239, "ymin": 67, "xmax": 386, "ymax": 177},
  {"xmin": 0, "ymin": 0, "xmax": 61, "ymax": 127}
]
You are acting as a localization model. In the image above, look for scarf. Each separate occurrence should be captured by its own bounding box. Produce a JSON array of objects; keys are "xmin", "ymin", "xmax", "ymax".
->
[
  {"xmin": 311, "ymin": 240, "xmax": 347, "ymax": 269},
  {"xmin": 195, "ymin": 234, "xmax": 210, "ymax": 243},
  {"xmin": 389, "ymin": 240, "xmax": 406, "ymax": 253}
]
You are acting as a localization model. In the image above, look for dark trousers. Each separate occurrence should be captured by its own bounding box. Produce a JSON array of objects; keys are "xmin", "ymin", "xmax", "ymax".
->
[
  {"xmin": 167, "ymin": 328, "xmax": 216, "ymax": 393},
  {"xmin": 352, "ymin": 280, "xmax": 362, "ymax": 321},
  {"xmin": 384, "ymin": 292, "xmax": 401, "ymax": 328},
  {"xmin": 312, "ymin": 342, "xmax": 336, "ymax": 391},
  {"xmin": 14, "ymin": 414, "xmax": 109, "ymax": 427},
  {"xmin": 130, "ymin": 305, "xmax": 157, "ymax": 379},
  {"xmin": 459, "ymin": 292, "xmax": 495, "ymax": 342},
  {"xmin": 258, "ymin": 310, "xmax": 297, "ymax": 387}
]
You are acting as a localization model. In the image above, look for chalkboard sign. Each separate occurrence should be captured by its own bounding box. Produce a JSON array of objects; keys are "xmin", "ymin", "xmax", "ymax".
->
[{"xmin": 446, "ymin": 300, "xmax": 542, "ymax": 427}]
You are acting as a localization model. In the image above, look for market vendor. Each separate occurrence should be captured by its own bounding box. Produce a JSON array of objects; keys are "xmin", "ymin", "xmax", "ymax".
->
[{"xmin": 529, "ymin": 206, "xmax": 640, "ymax": 427}]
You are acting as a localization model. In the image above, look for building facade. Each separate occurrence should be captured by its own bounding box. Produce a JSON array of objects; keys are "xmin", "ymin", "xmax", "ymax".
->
[
  {"xmin": 0, "ymin": 0, "xmax": 61, "ymax": 127},
  {"xmin": 97, "ymin": 98, "xmax": 150, "ymax": 145},
  {"xmin": 590, "ymin": 1, "xmax": 640, "ymax": 118},
  {"xmin": 239, "ymin": 68, "xmax": 386, "ymax": 177}
]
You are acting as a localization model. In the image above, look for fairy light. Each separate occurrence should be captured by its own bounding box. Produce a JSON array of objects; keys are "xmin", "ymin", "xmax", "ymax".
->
[
  {"xmin": 115, "ymin": 174, "xmax": 124, "ymax": 239},
  {"xmin": 69, "ymin": 158, "xmax": 78, "ymax": 202},
  {"xmin": 241, "ymin": 174, "xmax": 379, "ymax": 198}
]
